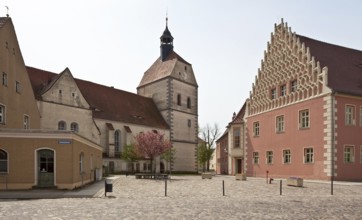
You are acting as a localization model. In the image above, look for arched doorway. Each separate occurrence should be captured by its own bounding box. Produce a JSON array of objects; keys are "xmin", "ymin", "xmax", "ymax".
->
[{"xmin": 37, "ymin": 149, "xmax": 54, "ymax": 187}]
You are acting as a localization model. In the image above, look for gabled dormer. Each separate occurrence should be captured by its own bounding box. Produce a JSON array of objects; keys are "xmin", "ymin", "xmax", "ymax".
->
[{"xmin": 27, "ymin": 67, "xmax": 90, "ymax": 109}]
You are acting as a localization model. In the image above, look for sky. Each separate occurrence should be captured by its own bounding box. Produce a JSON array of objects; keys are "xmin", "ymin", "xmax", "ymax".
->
[{"xmin": 1, "ymin": 0, "xmax": 362, "ymax": 130}]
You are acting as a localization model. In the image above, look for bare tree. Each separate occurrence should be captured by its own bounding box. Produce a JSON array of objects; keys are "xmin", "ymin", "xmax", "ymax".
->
[{"xmin": 198, "ymin": 123, "xmax": 221, "ymax": 172}]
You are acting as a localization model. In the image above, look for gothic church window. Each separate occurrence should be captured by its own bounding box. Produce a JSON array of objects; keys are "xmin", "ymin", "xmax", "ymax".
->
[{"xmin": 115, "ymin": 130, "xmax": 121, "ymax": 152}]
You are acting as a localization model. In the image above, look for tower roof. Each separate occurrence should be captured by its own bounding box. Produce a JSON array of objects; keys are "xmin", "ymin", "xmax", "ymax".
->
[{"xmin": 160, "ymin": 17, "xmax": 174, "ymax": 43}]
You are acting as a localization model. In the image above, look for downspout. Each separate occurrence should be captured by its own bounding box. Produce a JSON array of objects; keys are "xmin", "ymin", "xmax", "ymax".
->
[{"xmin": 331, "ymin": 91, "xmax": 335, "ymax": 195}]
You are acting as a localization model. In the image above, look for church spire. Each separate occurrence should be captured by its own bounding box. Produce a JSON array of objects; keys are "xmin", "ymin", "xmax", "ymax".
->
[{"xmin": 160, "ymin": 16, "xmax": 174, "ymax": 61}]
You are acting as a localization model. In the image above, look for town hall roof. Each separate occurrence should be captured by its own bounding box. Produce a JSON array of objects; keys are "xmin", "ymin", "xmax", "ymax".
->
[
  {"xmin": 297, "ymin": 35, "xmax": 362, "ymax": 96},
  {"xmin": 26, "ymin": 66, "xmax": 170, "ymax": 130}
]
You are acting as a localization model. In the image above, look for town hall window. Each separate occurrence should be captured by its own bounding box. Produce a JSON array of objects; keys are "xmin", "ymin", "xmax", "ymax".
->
[
  {"xmin": 0, "ymin": 104, "xmax": 5, "ymax": 124},
  {"xmin": 344, "ymin": 146, "xmax": 354, "ymax": 163},
  {"xmin": 270, "ymin": 88, "xmax": 277, "ymax": 99},
  {"xmin": 266, "ymin": 151, "xmax": 273, "ymax": 164},
  {"xmin": 276, "ymin": 115, "xmax": 284, "ymax": 133},
  {"xmin": 304, "ymin": 148, "xmax": 314, "ymax": 163},
  {"xmin": 283, "ymin": 149, "xmax": 291, "ymax": 164},
  {"xmin": 0, "ymin": 149, "xmax": 8, "ymax": 173},
  {"xmin": 253, "ymin": 121, "xmax": 260, "ymax": 136},
  {"xmin": 290, "ymin": 80, "xmax": 298, "ymax": 92},
  {"xmin": 253, "ymin": 152, "xmax": 259, "ymax": 164},
  {"xmin": 280, "ymin": 84, "xmax": 286, "ymax": 96},
  {"xmin": 345, "ymin": 105, "xmax": 355, "ymax": 126},
  {"xmin": 58, "ymin": 121, "xmax": 66, "ymax": 130},
  {"xmin": 299, "ymin": 109, "xmax": 310, "ymax": 129}
]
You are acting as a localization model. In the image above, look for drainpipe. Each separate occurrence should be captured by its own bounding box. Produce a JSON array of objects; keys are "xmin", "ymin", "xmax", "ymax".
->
[{"xmin": 331, "ymin": 91, "xmax": 335, "ymax": 195}]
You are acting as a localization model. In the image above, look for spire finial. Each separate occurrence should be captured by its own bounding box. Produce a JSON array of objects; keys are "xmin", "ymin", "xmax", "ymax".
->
[
  {"xmin": 166, "ymin": 12, "xmax": 168, "ymax": 27},
  {"xmin": 5, "ymin": 6, "xmax": 9, "ymax": 17}
]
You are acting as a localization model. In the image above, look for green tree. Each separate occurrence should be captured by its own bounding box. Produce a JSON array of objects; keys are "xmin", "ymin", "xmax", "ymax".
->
[
  {"xmin": 161, "ymin": 148, "xmax": 176, "ymax": 174},
  {"xmin": 198, "ymin": 123, "xmax": 221, "ymax": 172},
  {"xmin": 121, "ymin": 144, "xmax": 138, "ymax": 173}
]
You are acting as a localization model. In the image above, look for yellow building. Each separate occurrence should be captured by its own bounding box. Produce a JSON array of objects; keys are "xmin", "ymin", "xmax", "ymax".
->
[{"xmin": 0, "ymin": 17, "xmax": 103, "ymax": 190}]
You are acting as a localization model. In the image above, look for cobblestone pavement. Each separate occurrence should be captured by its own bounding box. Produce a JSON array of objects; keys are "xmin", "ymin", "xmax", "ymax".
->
[{"xmin": 1, "ymin": 175, "xmax": 362, "ymax": 219}]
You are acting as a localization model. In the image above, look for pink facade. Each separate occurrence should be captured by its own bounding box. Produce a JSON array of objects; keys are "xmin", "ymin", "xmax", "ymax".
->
[
  {"xmin": 247, "ymin": 97, "xmax": 327, "ymax": 179},
  {"xmin": 241, "ymin": 20, "xmax": 362, "ymax": 181},
  {"xmin": 216, "ymin": 132, "xmax": 228, "ymax": 174},
  {"xmin": 334, "ymin": 96, "xmax": 362, "ymax": 181}
]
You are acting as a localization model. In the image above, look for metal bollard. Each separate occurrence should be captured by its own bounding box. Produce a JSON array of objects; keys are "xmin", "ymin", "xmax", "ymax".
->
[
  {"xmin": 280, "ymin": 180, "xmax": 282, "ymax": 195},
  {"xmin": 222, "ymin": 180, "xmax": 225, "ymax": 196},
  {"xmin": 165, "ymin": 179, "xmax": 167, "ymax": 197}
]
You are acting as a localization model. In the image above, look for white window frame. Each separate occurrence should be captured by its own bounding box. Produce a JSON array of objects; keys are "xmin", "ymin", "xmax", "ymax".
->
[
  {"xmin": 2, "ymin": 72, "xmax": 7, "ymax": 86},
  {"xmin": 299, "ymin": 109, "xmax": 310, "ymax": 129},
  {"xmin": 271, "ymin": 88, "xmax": 277, "ymax": 100},
  {"xmin": 283, "ymin": 149, "xmax": 291, "ymax": 164},
  {"xmin": 266, "ymin": 151, "xmax": 273, "ymax": 164},
  {"xmin": 58, "ymin": 121, "xmax": 66, "ymax": 130},
  {"xmin": 304, "ymin": 147, "xmax": 314, "ymax": 164},
  {"xmin": 253, "ymin": 152, "xmax": 259, "ymax": 164},
  {"xmin": 276, "ymin": 115, "xmax": 284, "ymax": 133},
  {"xmin": 0, "ymin": 104, "xmax": 5, "ymax": 124},
  {"xmin": 345, "ymin": 105, "xmax": 355, "ymax": 126},
  {"xmin": 233, "ymin": 127, "xmax": 240, "ymax": 148},
  {"xmin": 15, "ymin": 81, "xmax": 22, "ymax": 93},
  {"xmin": 79, "ymin": 152, "xmax": 84, "ymax": 174},
  {"xmin": 23, "ymin": 114, "xmax": 29, "ymax": 129},
  {"xmin": 344, "ymin": 145, "xmax": 355, "ymax": 163},
  {"xmin": 280, "ymin": 84, "xmax": 286, "ymax": 96},
  {"xmin": 253, "ymin": 121, "xmax": 260, "ymax": 137},
  {"xmin": 70, "ymin": 122, "xmax": 79, "ymax": 132},
  {"xmin": 290, "ymin": 80, "xmax": 298, "ymax": 92}
]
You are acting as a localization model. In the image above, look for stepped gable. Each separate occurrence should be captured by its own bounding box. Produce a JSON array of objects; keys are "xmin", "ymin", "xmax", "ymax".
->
[
  {"xmin": 248, "ymin": 20, "xmax": 362, "ymax": 115},
  {"xmin": 138, "ymin": 50, "xmax": 191, "ymax": 88},
  {"xmin": 26, "ymin": 66, "xmax": 169, "ymax": 129},
  {"xmin": 297, "ymin": 35, "xmax": 362, "ymax": 96}
]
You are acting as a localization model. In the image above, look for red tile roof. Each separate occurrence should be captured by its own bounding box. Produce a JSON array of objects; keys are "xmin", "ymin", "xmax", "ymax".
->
[
  {"xmin": 26, "ymin": 66, "xmax": 170, "ymax": 130},
  {"xmin": 229, "ymin": 102, "xmax": 246, "ymax": 125},
  {"xmin": 138, "ymin": 50, "xmax": 191, "ymax": 88},
  {"xmin": 298, "ymin": 35, "xmax": 362, "ymax": 96}
]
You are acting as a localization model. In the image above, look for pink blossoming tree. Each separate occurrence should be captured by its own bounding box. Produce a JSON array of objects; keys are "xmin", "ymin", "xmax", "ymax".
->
[{"xmin": 134, "ymin": 131, "xmax": 172, "ymax": 173}]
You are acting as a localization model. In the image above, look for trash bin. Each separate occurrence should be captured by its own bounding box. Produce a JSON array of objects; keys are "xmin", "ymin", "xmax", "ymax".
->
[{"xmin": 105, "ymin": 179, "xmax": 113, "ymax": 196}]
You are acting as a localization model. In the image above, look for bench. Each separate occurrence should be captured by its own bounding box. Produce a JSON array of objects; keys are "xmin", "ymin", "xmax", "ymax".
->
[
  {"xmin": 201, "ymin": 173, "xmax": 212, "ymax": 179},
  {"xmin": 287, "ymin": 177, "xmax": 303, "ymax": 187},
  {"xmin": 235, "ymin": 173, "xmax": 247, "ymax": 181},
  {"xmin": 135, "ymin": 173, "xmax": 169, "ymax": 180}
]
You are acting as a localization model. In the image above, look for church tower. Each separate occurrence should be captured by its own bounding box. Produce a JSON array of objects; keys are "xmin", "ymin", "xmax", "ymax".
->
[{"xmin": 137, "ymin": 17, "xmax": 199, "ymax": 173}]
